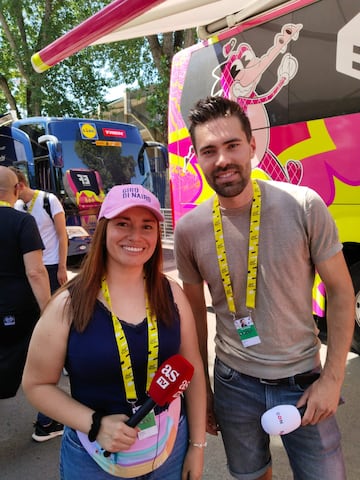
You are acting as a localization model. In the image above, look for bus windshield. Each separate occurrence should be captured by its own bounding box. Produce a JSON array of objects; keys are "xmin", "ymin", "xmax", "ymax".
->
[{"xmin": 19, "ymin": 118, "xmax": 151, "ymax": 192}]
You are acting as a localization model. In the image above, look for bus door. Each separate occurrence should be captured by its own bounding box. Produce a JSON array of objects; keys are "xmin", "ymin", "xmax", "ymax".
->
[
  {"xmin": 0, "ymin": 125, "xmax": 33, "ymax": 170},
  {"xmin": 146, "ymin": 141, "xmax": 169, "ymax": 208},
  {"xmin": 15, "ymin": 121, "xmax": 58, "ymax": 193},
  {"xmin": 62, "ymin": 168, "xmax": 105, "ymax": 256}
]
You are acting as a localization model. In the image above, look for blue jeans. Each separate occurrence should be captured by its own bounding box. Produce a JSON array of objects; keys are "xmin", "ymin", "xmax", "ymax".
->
[
  {"xmin": 60, "ymin": 415, "xmax": 188, "ymax": 479},
  {"xmin": 37, "ymin": 411, "xmax": 54, "ymax": 426},
  {"xmin": 214, "ymin": 358, "xmax": 346, "ymax": 480}
]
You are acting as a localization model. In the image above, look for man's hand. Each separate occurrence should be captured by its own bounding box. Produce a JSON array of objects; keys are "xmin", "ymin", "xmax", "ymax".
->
[
  {"xmin": 297, "ymin": 376, "xmax": 342, "ymax": 425},
  {"xmin": 206, "ymin": 389, "xmax": 219, "ymax": 435},
  {"xmin": 57, "ymin": 264, "xmax": 68, "ymax": 286}
]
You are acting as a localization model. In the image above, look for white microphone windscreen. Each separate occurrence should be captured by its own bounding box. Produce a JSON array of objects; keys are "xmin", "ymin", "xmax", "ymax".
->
[{"xmin": 261, "ymin": 404, "xmax": 301, "ymax": 435}]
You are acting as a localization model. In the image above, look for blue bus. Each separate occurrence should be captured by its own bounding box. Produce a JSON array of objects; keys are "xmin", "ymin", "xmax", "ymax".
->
[{"xmin": 0, "ymin": 116, "xmax": 167, "ymax": 256}]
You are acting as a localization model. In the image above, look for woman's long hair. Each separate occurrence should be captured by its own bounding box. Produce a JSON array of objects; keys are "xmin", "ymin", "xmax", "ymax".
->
[{"xmin": 60, "ymin": 218, "xmax": 174, "ymax": 332}]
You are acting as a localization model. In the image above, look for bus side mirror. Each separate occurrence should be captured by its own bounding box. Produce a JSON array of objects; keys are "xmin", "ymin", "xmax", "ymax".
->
[
  {"xmin": 138, "ymin": 143, "xmax": 146, "ymax": 176},
  {"xmin": 38, "ymin": 134, "xmax": 64, "ymax": 168},
  {"xmin": 138, "ymin": 141, "xmax": 168, "ymax": 177},
  {"xmin": 144, "ymin": 141, "xmax": 169, "ymax": 171}
]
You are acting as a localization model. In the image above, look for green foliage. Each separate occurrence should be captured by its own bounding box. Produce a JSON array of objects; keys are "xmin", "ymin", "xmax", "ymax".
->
[
  {"xmin": 0, "ymin": 0, "xmax": 197, "ymax": 142},
  {"xmin": 106, "ymin": 31, "xmax": 197, "ymax": 142},
  {"xmin": 142, "ymin": 55, "xmax": 170, "ymax": 143},
  {"xmin": 106, "ymin": 38, "xmax": 152, "ymax": 86},
  {"xmin": 0, "ymin": 0, "xmax": 117, "ymax": 116},
  {"xmin": 142, "ymin": 31, "xmax": 197, "ymax": 143}
]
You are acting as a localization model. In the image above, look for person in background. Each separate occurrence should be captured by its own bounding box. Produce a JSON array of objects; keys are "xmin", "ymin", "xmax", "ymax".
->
[
  {"xmin": 10, "ymin": 167, "xmax": 68, "ymax": 292},
  {"xmin": 174, "ymin": 96, "xmax": 355, "ymax": 480},
  {"xmin": 10, "ymin": 166, "xmax": 67, "ymax": 442},
  {"xmin": 0, "ymin": 166, "xmax": 50, "ymax": 401},
  {"xmin": 22, "ymin": 184, "xmax": 206, "ymax": 480}
]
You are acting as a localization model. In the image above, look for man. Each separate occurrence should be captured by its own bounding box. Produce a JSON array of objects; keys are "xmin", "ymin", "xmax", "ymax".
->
[
  {"xmin": 10, "ymin": 167, "xmax": 67, "ymax": 442},
  {"xmin": 174, "ymin": 96, "xmax": 355, "ymax": 480},
  {"xmin": 0, "ymin": 166, "xmax": 50, "ymax": 400},
  {"xmin": 11, "ymin": 167, "xmax": 68, "ymax": 292}
]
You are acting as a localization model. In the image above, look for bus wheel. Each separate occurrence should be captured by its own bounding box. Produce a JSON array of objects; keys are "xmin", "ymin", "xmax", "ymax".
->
[{"xmin": 350, "ymin": 261, "xmax": 360, "ymax": 354}]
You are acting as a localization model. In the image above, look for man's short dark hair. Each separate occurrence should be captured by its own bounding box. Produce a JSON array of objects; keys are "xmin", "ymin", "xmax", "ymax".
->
[{"xmin": 188, "ymin": 96, "xmax": 253, "ymax": 151}]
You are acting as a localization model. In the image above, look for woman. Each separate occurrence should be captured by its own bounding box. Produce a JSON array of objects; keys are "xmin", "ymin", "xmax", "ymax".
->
[{"xmin": 22, "ymin": 184, "xmax": 207, "ymax": 480}]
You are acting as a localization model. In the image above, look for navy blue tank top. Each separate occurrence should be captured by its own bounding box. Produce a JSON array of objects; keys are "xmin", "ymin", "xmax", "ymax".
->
[{"xmin": 65, "ymin": 284, "xmax": 181, "ymax": 416}]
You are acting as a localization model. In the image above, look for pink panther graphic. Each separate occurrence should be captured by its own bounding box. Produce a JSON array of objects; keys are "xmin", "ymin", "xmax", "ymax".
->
[{"xmin": 211, "ymin": 23, "xmax": 303, "ymax": 184}]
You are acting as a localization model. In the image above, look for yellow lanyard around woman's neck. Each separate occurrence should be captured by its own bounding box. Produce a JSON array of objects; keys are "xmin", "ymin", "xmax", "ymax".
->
[
  {"xmin": 212, "ymin": 179, "xmax": 262, "ymax": 314},
  {"xmin": 101, "ymin": 277, "xmax": 159, "ymax": 403}
]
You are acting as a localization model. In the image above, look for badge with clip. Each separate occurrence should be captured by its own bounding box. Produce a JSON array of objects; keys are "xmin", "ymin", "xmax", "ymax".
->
[
  {"xmin": 132, "ymin": 407, "xmax": 158, "ymax": 440},
  {"xmin": 234, "ymin": 314, "xmax": 261, "ymax": 347}
]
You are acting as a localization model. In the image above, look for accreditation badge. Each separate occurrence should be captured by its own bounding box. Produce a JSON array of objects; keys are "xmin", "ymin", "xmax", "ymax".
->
[
  {"xmin": 234, "ymin": 316, "xmax": 261, "ymax": 347},
  {"xmin": 134, "ymin": 409, "xmax": 158, "ymax": 440}
]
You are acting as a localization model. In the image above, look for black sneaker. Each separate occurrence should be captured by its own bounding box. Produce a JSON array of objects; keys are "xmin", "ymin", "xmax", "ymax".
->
[{"xmin": 32, "ymin": 420, "xmax": 64, "ymax": 442}]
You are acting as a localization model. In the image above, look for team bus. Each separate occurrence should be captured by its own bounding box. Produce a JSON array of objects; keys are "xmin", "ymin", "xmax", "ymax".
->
[
  {"xmin": 0, "ymin": 115, "xmax": 167, "ymax": 256},
  {"xmin": 167, "ymin": 0, "xmax": 360, "ymax": 351},
  {"xmin": 28, "ymin": 0, "xmax": 360, "ymax": 349}
]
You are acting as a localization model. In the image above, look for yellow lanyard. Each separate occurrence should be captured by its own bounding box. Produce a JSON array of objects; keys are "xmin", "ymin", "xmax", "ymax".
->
[
  {"xmin": 26, "ymin": 190, "xmax": 40, "ymax": 213},
  {"xmin": 0, "ymin": 201, "xmax": 11, "ymax": 207},
  {"xmin": 101, "ymin": 278, "xmax": 159, "ymax": 402},
  {"xmin": 212, "ymin": 179, "xmax": 262, "ymax": 314}
]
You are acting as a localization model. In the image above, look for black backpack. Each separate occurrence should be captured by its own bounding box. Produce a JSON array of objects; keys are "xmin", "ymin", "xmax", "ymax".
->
[{"xmin": 42, "ymin": 192, "xmax": 53, "ymax": 221}]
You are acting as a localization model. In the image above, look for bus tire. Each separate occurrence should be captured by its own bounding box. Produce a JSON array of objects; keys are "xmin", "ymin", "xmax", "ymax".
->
[{"xmin": 349, "ymin": 261, "xmax": 360, "ymax": 354}]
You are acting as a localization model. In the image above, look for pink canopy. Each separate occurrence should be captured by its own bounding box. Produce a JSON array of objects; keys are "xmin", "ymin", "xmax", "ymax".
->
[{"xmin": 32, "ymin": 0, "xmax": 288, "ymax": 72}]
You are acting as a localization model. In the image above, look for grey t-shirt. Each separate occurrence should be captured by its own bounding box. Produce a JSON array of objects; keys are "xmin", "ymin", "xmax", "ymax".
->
[{"xmin": 174, "ymin": 180, "xmax": 342, "ymax": 379}]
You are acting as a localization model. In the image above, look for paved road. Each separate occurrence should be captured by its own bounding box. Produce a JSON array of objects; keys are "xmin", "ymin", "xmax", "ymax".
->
[{"xmin": 1, "ymin": 247, "xmax": 359, "ymax": 479}]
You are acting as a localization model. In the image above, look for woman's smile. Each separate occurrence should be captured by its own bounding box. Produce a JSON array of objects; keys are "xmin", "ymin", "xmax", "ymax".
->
[{"xmin": 121, "ymin": 245, "xmax": 145, "ymax": 254}]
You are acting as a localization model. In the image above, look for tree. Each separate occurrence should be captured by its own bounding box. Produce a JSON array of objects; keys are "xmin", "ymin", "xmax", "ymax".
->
[
  {"xmin": 106, "ymin": 30, "xmax": 197, "ymax": 143},
  {"xmin": 0, "ymin": 0, "xmax": 119, "ymax": 117},
  {"xmin": 0, "ymin": 0, "xmax": 198, "ymax": 143}
]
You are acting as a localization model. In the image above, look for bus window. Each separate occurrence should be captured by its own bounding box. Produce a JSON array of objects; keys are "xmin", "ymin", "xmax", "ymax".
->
[
  {"xmin": 18, "ymin": 123, "xmax": 48, "ymax": 159},
  {"xmin": 48, "ymin": 119, "xmax": 151, "ymax": 192}
]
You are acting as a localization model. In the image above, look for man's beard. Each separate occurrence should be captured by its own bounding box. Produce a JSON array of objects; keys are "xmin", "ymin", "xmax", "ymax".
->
[{"xmin": 207, "ymin": 165, "xmax": 251, "ymax": 198}]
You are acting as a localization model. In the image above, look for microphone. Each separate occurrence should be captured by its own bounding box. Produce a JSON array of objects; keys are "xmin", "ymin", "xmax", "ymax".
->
[
  {"xmin": 126, "ymin": 353, "xmax": 194, "ymax": 427},
  {"xmin": 103, "ymin": 354, "xmax": 194, "ymax": 456},
  {"xmin": 261, "ymin": 404, "xmax": 305, "ymax": 435}
]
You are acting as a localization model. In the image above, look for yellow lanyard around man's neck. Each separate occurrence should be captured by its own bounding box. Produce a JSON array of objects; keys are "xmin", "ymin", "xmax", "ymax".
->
[
  {"xmin": 101, "ymin": 277, "xmax": 159, "ymax": 403},
  {"xmin": 212, "ymin": 179, "xmax": 262, "ymax": 314},
  {"xmin": 0, "ymin": 201, "xmax": 11, "ymax": 207},
  {"xmin": 27, "ymin": 190, "xmax": 40, "ymax": 214}
]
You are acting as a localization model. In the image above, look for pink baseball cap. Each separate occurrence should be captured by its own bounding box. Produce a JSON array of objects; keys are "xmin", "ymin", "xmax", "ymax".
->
[{"xmin": 98, "ymin": 184, "xmax": 164, "ymax": 222}]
